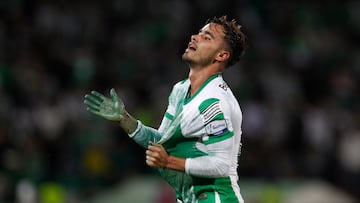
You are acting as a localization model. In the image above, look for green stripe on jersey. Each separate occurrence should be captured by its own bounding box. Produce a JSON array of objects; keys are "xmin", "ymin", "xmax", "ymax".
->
[
  {"xmin": 165, "ymin": 112, "xmax": 174, "ymax": 120},
  {"xmin": 163, "ymin": 123, "xmax": 206, "ymax": 158},
  {"xmin": 199, "ymin": 98, "xmax": 225, "ymax": 125},
  {"xmin": 199, "ymin": 98, "xmax": 219, "ymax": 113},
  {"xmin": 193, "ymin": 177, "xmax": 239, "ymax": 203}
]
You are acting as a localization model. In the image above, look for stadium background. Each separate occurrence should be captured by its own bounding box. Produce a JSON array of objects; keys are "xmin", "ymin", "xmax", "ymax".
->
[{"xmin": 0, "ymin": 0, "xmax": 359, "ymax": 202}]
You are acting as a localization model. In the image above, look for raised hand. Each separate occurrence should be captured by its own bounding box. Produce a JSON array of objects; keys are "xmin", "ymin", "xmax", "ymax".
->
[{"xmin": 84, "ymin": 88, "xmax": 125, "ymax": 121}]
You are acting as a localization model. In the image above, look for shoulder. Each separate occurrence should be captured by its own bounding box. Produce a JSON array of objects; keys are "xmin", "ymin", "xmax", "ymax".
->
[
  {"xmin": 173, "ymin": 78, "xmax": 189, "ymax": 89},
  {"xmin": 202, "ymin": 76, "xmax": 232, "ymax": 100},
  {"xmin": 168, "ymin": 78, "xmax": 189, "ymax": 102},
  {"xmin": 170, "ymin": 78, "xmax": 189, "ymax": 95},
  {"xmin": 198, "ymin": 76, "xmax": 238, "ymax": 112}
]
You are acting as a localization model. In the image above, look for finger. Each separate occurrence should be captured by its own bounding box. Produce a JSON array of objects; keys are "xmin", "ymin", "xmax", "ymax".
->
[
  {"xmin": 146, "ymin": 149, "xmax": 159, "ymax": 157},
  {"xmin": 148, "ymin": 145, "xmax": 161, "ymax": 152},
  {"xmin": 84, "ymin": 94, "xmax": 102, "ymax": 105},
  {"xmin": 145, "ymin": 150, "xmax": 153, "ymax": 155},
  {"xmin": 91, "ymin": 91, "xmax": 107, "ymax": 102},
  {"xmin": 146, "ymin": 150, "xmax": 160, "ymax": 160},
  {"xmin": 148, "ymin": 144, "xmax": 165, "ymax": 152},
  {"xmin": 86, "ymin": 107, "xmax": 104, "ymax": 117},
  {"xmin": 84, "ymin": 99, "xmax": 101, "ymax": 110},
  {"xmin": 146, "ymin": 159, "xmax": 154, "ymax": 166},
  {"xmin": 151, "ymin": 143, "xmax": 164, "ymax": 148},
  {"xmin": 146, "ymin": 155, "xmax": 155, "ymax": 162},
  {"xmin": 149, "ymin": 141, "xmax": 163, "ymax": 147}
]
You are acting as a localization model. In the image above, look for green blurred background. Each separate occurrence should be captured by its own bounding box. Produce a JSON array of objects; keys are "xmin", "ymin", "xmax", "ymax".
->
[{"xmin": 0, "ymin": 0, "xmax": 359, "ymax": 202}]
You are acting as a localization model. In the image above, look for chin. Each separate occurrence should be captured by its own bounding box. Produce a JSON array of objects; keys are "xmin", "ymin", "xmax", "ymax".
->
[{"xmin": 181, "ymin": 53, "xmax": 190, "ymax": 61}]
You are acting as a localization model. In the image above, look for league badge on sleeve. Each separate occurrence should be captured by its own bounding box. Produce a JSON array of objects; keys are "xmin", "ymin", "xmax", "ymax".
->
[{"xmin": 205, "ymin": 120, "xmax": 228, "ymax": 136}]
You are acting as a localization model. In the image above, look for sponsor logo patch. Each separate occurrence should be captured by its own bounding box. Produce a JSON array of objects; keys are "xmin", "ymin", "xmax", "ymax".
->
[{"xmin": 205, "ymin": 120, "xmax": 228, "ymax": 136}]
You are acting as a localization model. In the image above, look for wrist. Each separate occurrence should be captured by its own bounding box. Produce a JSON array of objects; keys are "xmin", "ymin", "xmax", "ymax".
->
[
  {"xmin": 128, "ymin": 120, "xmax": 141, "ymax": 138},
  {"xmin": 119, "ymin": 111, "xmax": 138, "ymax": 134},
  {"xmin": 165, "ymin": 155, "xmax": 173, "ymax": 169}
]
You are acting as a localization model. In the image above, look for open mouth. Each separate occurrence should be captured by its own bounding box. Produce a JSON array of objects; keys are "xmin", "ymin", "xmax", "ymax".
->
[
  {"xmin": 187, "ymin": 42, "xmax": 197, "ymax": 51},
  {"xmin": 189, "ymin": 46, "xmax": 196, "ymax": 51}
]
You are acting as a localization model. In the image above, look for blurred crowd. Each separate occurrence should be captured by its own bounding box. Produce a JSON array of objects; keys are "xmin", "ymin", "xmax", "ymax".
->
[{"xmin": 0, "ymin": 0, "xmax": 359, "ymax": 202}]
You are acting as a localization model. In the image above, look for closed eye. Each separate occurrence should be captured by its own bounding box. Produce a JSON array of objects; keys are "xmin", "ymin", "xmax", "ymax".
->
[{"xmin": 199, "ymin": 29, "xmax": 215, "ymax": 40}]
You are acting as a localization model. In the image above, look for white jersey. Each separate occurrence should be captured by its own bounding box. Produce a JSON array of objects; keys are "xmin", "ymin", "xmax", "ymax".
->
[{"xmin": 130, "ymin": 74, "xmax": 244, "ymax": 203}]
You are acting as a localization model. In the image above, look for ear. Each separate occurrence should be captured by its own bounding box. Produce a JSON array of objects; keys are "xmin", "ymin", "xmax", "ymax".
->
[{"xmin": 215, "ymin": 50, "xmax": 230, "ymax": 62}]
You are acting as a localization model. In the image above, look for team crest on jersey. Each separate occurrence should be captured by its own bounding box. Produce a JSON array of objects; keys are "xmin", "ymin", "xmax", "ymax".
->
[
  {"xmin": 205, "ymin": 120, "xmax": 228, "ymax": 136},
  {"xmin": 218, "ymin": 82, "xmax": 228, "ymax": 91}
]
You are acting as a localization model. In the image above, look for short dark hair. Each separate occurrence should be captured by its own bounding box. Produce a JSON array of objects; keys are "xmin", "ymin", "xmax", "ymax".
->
[{"xmin": 206, "ymin": 15, "xmax": 247, "ymax": 68}]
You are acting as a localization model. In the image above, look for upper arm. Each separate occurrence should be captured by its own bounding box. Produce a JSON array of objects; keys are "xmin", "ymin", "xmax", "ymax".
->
[
  {"xmin": 184, "ymin": 97, "xmax": 236, "ymax": 177},
  {"xmin": 199, "ymin": 97, "xmax": 234, "ymax": 145}
]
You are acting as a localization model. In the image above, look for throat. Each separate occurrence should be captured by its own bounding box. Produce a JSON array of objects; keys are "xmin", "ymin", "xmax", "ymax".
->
[
  {"xmin": 188, "ymin": 69, "xmax": 206, "ymax": 96},
  {"xmin": 186, "ymin": 86, "xmax": 192, "ymax": 99}
]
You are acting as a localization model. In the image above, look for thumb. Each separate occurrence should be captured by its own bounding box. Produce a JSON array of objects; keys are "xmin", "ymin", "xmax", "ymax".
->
[{"xmin": 110, "ymin": 88, "xmax": 118, "ymax": 101}]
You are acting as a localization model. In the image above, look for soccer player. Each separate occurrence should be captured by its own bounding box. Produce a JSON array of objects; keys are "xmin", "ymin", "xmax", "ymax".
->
[{"xmin": 84, "ymin": 15, "xmax": 247, "ymax": 203}]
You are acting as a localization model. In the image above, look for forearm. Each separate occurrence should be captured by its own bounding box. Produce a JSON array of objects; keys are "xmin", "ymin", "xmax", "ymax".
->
[
  {"xmin": 126, "ymin": 120, "xmax": 162, "ymax": 149},
  {"xmin": 165, "ymin": 155, "xmax": 186, "ymax": 172},
  {"xmin": 160, "ymin": 154, "xmax": 230, "ymax": 177},
  {"xmin": 185, "ymin": 155, "xmax": 230, "ymax": 177},
  {"xmin": 185, "ymin": 139, "xmax": 234, "ymax": 177},
  {"xmin": 148, "ymin": 149, "xmax": 230, "ymax": 177}
]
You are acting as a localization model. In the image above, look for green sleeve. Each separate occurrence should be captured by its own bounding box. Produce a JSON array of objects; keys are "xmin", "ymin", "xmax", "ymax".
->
[{"xmin": 130, "ymin": 121, "xmax": 162, "ymax": 148}]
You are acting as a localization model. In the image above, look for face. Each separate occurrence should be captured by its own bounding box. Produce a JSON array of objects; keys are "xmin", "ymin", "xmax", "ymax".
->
[{"xmin": 182, "ymin": 23, "xmax": 229, "ymax": 68}]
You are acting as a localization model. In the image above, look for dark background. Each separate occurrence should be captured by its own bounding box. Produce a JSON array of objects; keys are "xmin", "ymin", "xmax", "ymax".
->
[{"xmin": 0, "ymin": 0, "xmax": 359, "ymax": 202}]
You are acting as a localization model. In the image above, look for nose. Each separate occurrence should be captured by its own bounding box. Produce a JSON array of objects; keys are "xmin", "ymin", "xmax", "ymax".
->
[{"xmin": 191, "ymin": 34, "xmax": 198, "ymax": 42}]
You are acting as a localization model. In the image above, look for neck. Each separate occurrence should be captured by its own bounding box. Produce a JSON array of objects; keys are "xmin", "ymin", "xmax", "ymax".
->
[{"xmin": 188, "ymin": 66, "xmax": 221, "ymax": 96}]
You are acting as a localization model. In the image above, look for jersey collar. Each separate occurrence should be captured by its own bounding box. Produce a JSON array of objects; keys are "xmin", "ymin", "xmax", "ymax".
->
[{"xmin": 184, "ymin": 73, "xmax": 221, "ymax": 104}]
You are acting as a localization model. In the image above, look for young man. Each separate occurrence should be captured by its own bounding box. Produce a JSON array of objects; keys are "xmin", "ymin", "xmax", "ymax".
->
[{"xmin": 84, "ymin": 15, "xmax": 246, "ymax": 203}]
